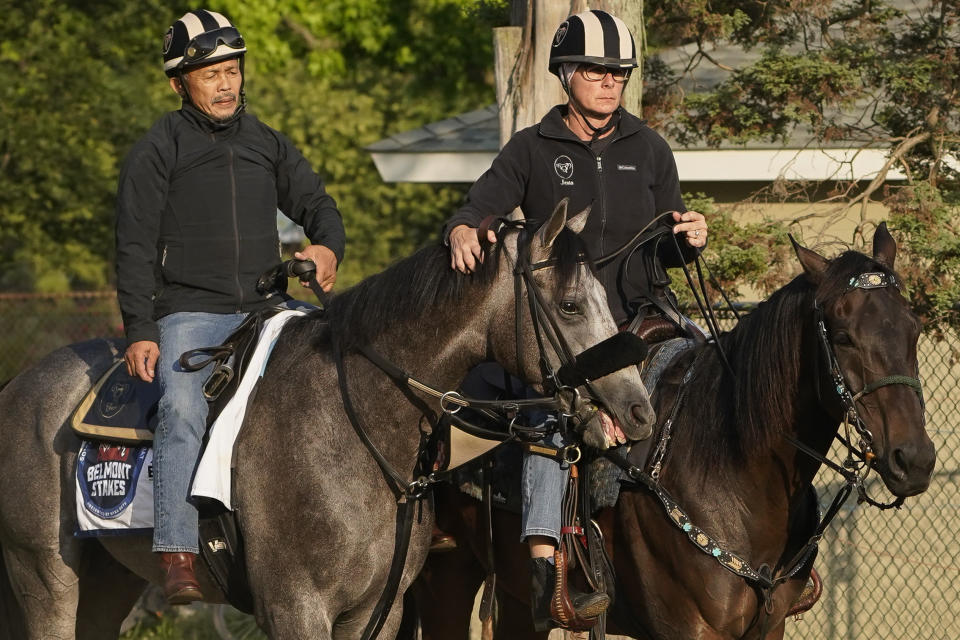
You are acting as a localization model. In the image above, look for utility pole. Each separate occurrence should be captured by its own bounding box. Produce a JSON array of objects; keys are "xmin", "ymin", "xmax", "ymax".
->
[{"xmin": 493, "ymin": 1, "xmax": 644, "ymax": 146}]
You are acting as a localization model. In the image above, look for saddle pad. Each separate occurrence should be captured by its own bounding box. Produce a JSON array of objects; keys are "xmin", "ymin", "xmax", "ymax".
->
[
  {"xmin": 191, "ymin": 309, "xmax": 307, "ymax": 511},
  {"xmin": 75, "ymin": 441, "xmax": 154, "ymax": 536},
  {"xmin": 71, "ymin": 360, "xmax": 161, "ymax": 444}
]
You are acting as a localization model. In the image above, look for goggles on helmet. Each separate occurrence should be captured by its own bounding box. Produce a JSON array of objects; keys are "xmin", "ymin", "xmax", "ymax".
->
[{"xmin": 183, "ymin": 26, "xmax": 245, "ymax": 64}]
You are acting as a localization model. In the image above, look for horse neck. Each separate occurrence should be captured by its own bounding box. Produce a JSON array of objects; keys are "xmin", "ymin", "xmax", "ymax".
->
[
  {"xmin": 364, "ymin": 277, "xmax": 512, "ymax": 394},
  {"xmin": 649, "ymin": 294, "xmax": 835, "ymax": 527}
]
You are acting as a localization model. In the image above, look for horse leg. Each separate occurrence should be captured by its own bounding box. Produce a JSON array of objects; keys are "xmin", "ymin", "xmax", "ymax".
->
[
  {"xmin": 1, "ymin": 541, "xmax": 81, "ymax": 639},
  {"xmin": 414, "ymin": 544, "xmax": 485, "ymax": 640},
  {"xmin": 0, "ymin": 541, "xmax": 27, "ymax": 640},
  {"xmin": 75, "ymin": 540, "xmax": 148, "ymax": 640},
  {"xmin": 493, "ymin": 587, "xmax": 547, "ymax": 640}
]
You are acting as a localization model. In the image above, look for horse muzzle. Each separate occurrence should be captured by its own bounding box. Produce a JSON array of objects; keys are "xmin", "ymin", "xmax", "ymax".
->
[{"xmin": 874, "ymin": 435, "xmax": 936, "ymax": 497}]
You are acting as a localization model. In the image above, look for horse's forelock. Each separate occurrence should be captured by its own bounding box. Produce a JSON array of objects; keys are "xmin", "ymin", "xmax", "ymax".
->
[
  {"xmin": 521, "ymin": 224, "xmax": 593, "ymax": 298},
  {"xmin": 814, "ymin": 250, "xmax": 896, "ymax": 305}
]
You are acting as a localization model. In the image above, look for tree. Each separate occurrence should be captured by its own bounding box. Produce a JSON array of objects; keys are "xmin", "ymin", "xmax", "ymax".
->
[
  {"xmin": 642, "ymin": 0, "xmax": 960, "ymax": 329},
  {"xmin": 0, "ymin": 0, "xmax": 508, "ymax": 292}
]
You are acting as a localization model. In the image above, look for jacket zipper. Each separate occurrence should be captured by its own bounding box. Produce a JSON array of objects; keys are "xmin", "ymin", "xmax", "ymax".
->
[
  {"xmin": 596, "ymin": 154, "xmax": 605, "ymax": 255},
  {"xmin": 228, "ymin": 143, "xmax": 243, "ymax": 311}
]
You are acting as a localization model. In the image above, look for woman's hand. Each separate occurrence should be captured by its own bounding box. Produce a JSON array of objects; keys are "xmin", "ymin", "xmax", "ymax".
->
[{"xmin": 672, "ymin": 211, "xmax": 707, "ymax": 248}]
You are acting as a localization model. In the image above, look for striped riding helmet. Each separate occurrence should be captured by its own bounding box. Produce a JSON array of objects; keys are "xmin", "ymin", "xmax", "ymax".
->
[
  {"xmin": 548, "ymin": 9, "xmax": 637, "ymax": 77},
  {"xmin": 162, "ymin": 9, "xmax": 247, "ymax": 78}
]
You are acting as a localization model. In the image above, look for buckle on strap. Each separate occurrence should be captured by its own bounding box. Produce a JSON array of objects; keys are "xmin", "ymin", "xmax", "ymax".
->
[{"xmin": 522, "ymin": 442, "xmax": 581, "ymax": 464}]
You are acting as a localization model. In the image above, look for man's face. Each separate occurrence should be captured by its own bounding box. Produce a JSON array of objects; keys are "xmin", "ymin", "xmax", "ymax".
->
[
  {"xmin": 170, "ymin": 58, "xmax": 242, "ymax": 121},
  {"xmin": 569, "ymin": 64, "xmax": 626, "ymax": 118}
]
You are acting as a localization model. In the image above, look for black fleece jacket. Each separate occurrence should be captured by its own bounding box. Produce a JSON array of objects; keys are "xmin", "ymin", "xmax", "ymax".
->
[
  {"xmin": 115, "ymin": 104, "xmax": 345, "ymax": 344},
  {"xmin": 444, "ymin": 105, "xmax": 697, "ymax": 325}
]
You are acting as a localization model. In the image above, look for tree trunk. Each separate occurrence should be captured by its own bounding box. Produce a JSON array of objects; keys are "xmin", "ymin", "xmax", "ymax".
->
[{"xmin": 598, "ymin": 0, "xmax": 644, "ymax": 116}]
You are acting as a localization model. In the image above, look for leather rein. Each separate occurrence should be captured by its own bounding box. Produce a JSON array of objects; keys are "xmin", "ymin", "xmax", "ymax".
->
[
  {"xmin": 604, "ymin": 269, "xmax": 924, "ymax": 636},
  {"xmin": 327, "ymin": 217, "xmax": 600, "ymax": 640}
]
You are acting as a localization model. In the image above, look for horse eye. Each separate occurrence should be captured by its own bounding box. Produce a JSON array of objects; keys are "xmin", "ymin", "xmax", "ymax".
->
[
  {"xmin": 559, "ymin": 300, "xmax": 580, "ymax": 315},
  {"xmin": 833, "ymin": 332, "xmax": 853, "ymax": 346}
]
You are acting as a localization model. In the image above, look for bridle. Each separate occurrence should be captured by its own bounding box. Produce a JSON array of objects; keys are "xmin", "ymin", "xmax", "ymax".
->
[
  {"xmin": 329, "ymin": 215, "xmax": 617, "ymax": 640},
  {"xmin": 604, "ymin": 268, "xmax": 926, "ymax": 636},
  {"xmin": 789, "ymin": 269, "xmax": 924, "ymax": 510}
]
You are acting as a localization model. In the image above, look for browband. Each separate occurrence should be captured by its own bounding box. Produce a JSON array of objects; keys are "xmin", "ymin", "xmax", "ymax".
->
[{"xmin": 846, "ymin": 272, "xmax": 899, "ymax": 292}]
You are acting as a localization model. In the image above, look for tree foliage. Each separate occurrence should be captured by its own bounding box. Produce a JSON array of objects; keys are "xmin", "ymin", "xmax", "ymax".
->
[
  {"xmin": 0, "ymin": 0, "xmax": 506, "ymax": 291},
  {"xmin": 644, "ymin": 0, "xmax": 960, "ymax": 330}
]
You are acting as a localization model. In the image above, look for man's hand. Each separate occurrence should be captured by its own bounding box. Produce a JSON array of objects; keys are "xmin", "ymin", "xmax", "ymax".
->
[
  {"xmin": 124, "ymin": 340, "xmax": 159, "ymax": 383},
  {"xmin": 449, "ymin": 224, "xmax": 497, "ymax": 273},
  {"xmin": 671, "ymin": 211, "xmax": 708, "ymax": 248},
  {"xmin": 295, "ymin": 244, "xmax": 338, "ymax": 292}
]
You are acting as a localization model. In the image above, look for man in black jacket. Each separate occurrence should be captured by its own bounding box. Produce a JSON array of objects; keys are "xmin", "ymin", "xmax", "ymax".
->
[
  {"xmin": 444, "ymin": 9, "xmax": 708, "ymax": 632},
  {"xmin": 116, "ymin": 9, "xmax": 345, "ymax": 605}
]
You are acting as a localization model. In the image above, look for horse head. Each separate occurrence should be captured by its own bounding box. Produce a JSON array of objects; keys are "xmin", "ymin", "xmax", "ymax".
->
[
  {"xmin": 794, "ymin": 223, "xmax": 936, "ymax": 497},
  {"xmin": 490, "ymin": 198, "xmax": 655, "ymax": 447}
]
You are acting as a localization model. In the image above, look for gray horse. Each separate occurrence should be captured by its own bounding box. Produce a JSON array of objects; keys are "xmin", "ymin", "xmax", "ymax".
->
[{"xmin": 0, "ymin": 200, "xmax": 654, "ymax": 639}]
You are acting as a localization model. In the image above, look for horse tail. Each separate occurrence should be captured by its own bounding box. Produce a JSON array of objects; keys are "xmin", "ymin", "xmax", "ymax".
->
[{"xmin": 0, "ymin": 540, "xmax": 28, "ymax": 639}]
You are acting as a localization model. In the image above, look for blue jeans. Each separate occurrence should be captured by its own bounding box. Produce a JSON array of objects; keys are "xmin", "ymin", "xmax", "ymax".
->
[
  {"xmin": 521, "ymin": 428, "xmax": 570, "ymax": 543},
  {"xmin": 154, "ymin": 311, "xmax": 247, "ymax": 553},
  {"xmin": 460, "ymin": 363, "xmax": 571, "ymax": 544}
]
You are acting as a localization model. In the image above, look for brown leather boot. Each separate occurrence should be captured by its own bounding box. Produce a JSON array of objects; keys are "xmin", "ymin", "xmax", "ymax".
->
[{"xmin": 159, "ymin": 552, "xmax": 203, "ymax": 605}]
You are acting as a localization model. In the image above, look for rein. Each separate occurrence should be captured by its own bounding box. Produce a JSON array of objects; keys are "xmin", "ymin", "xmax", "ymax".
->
[
  {"xmin": 327, "ymin": 218, "xmax": 598, "ymax": 639},
  {"xmin": 606, "ymin": 268, "xmax": 923, "ymax": 635}
]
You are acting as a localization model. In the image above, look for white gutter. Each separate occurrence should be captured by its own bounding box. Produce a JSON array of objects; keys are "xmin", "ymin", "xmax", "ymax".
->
[{"xmin": 370, "ymin": 147, "xmax": 909, "ymax": 184}]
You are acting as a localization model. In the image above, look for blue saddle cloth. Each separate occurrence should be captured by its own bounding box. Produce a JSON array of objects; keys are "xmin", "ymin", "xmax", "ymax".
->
[{"xmin": 70, "ymin": 361, "xmax": 160, "ymax": 444}]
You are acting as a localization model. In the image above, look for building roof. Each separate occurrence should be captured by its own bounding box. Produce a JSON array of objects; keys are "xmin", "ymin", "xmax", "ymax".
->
[
  {"xmin": 368, "ymin": 6, "xmax": 922, "ymax": 184},
  {"xmin": 367, "ymin": 102, "xmax": 905, "ymax": 184}
]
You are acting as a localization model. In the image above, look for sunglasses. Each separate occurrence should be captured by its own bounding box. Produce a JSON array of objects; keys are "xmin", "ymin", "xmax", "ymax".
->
[
  {"xmin": 579, "ymin": 64, "xmax": 631, "ymax": 83},
  {"xmin": 184, "ymin": 27, "xmax": 245, "ymax": 63}
]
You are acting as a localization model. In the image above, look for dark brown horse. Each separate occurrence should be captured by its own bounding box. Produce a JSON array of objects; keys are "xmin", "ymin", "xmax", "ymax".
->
[{"xmin": 410, "ymin": 223, "xmax": 936, "ymax": 640}]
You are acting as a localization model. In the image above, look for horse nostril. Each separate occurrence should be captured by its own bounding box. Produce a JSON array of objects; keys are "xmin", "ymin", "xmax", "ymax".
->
[
  {"xmin": 630, "ymin": 403, "xmax": 652, "ymax": 425},
  {"xmin": 892, "ymin": 448, "xmax": 909, "ymax": 478}
]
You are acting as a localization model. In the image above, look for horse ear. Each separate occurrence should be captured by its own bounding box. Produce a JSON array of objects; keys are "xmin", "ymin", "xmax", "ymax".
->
[
  {"xmin": 873, "ymin": 221, "xmax": 897, "ymax": 268},
  {"xmin": 790, "ymin": 234, "xmax": 829, "ymax": 285},
  {"xmin": 537, "ymin": 198, "xmax": 570, "ymax": 249},
  {"xmin": 565, "ymin": 205, "xmax": 591, "ymax": 235}
]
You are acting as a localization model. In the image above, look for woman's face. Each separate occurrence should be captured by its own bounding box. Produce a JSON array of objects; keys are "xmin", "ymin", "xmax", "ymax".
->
[{"xmin": 568, "ymin": 64, "xmax": 626, "ymax": 118}]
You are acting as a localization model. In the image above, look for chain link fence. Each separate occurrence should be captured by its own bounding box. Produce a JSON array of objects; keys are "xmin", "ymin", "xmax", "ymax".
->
[{"xmin": 1, "ymin": 294, "xmax": 957, "ymax": 639}]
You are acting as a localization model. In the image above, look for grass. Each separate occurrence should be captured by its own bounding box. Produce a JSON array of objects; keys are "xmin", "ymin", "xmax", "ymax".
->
[{"xmin": 120, "ymin": 605, "xmax": 221, "ymax": 640}]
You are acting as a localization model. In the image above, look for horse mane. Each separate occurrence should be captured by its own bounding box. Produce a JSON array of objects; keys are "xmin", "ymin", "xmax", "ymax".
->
[
  {"xmin": 670, "ymin": 248, "xmax": 895, "ymax": 478},
  {"xmin": 289, "ymin": 222, "xmax": 590, "ymax": 352}
]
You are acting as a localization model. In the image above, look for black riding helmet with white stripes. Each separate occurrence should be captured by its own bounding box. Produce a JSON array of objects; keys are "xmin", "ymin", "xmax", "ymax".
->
[
  {"xmin": 549, "ymin": 9, "xmax": 637, "ymax": 93},
  {"xmin": 162, "ymin": 10, "xmax": 247, "ymax": 118}
]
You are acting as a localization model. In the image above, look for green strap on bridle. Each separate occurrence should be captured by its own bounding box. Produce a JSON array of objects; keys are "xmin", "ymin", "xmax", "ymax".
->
[{"xmin": 854, "ymin": 374, "xmax": 923, "ymax": 400}]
